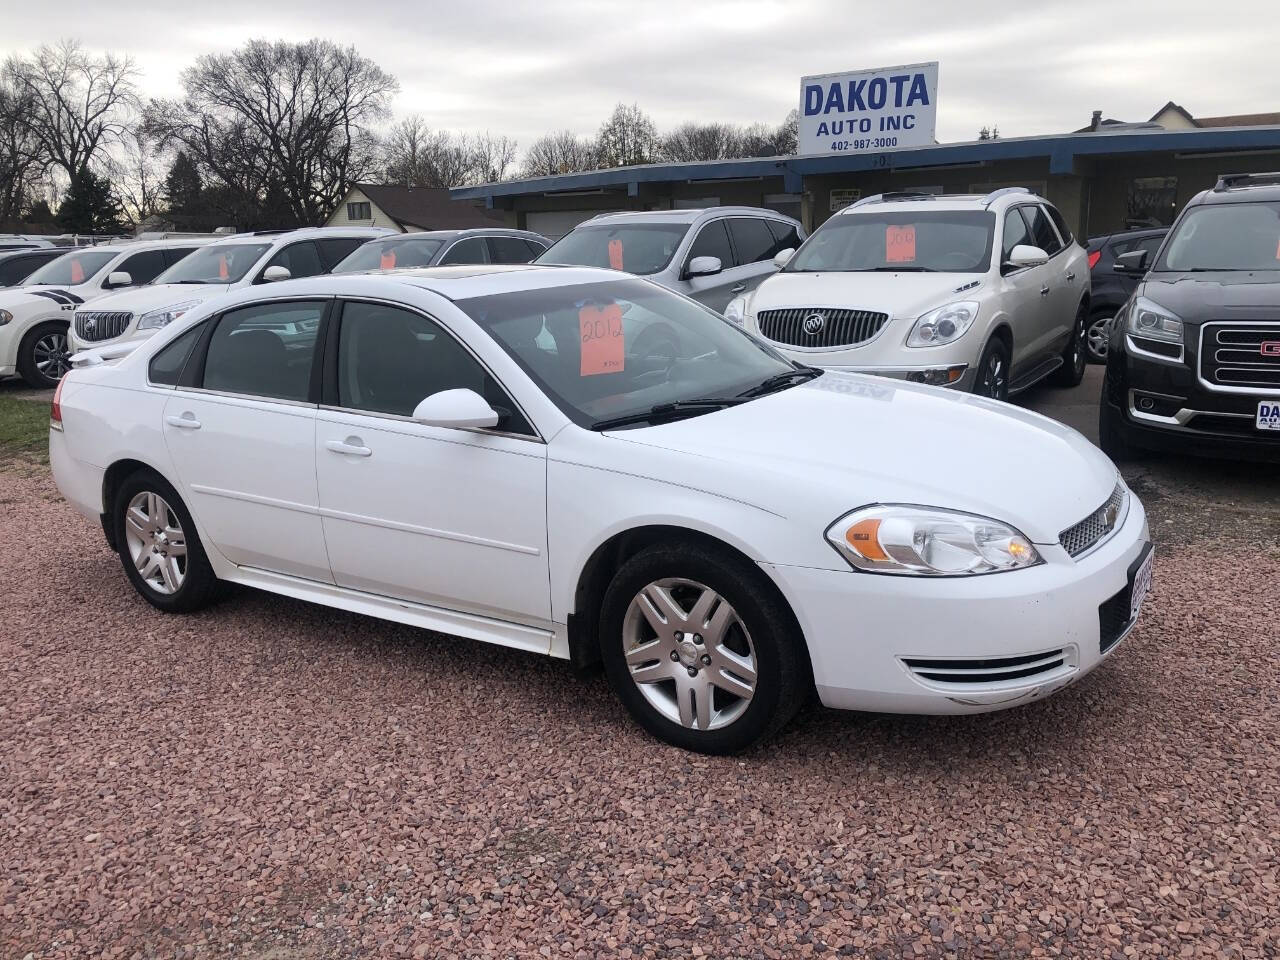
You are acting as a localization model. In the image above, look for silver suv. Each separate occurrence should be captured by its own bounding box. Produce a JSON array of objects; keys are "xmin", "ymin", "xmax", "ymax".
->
[
  {"xmin": 333, "ymin": 228, "xmax": 550, "ymax": 272},
  {"xmin": 536, "ymin": 208, "xmax": 805, "ymax": 313}
]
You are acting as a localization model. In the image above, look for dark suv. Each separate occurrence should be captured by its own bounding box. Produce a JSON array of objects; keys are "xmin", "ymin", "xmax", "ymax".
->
[
  {"xmin": 1099, "ymin": 172, "xmax": 1280, "ymax": 462},
  {"xmin": 1084, "ymin": 228, "xmax": 1168, "ymax": 362}
]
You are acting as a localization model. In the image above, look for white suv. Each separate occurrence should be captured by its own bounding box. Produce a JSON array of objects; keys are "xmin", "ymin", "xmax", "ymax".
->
[
  {"xmin": 726, "ymin": 189, "xmax": 1091, "ymax": 399},
  {"xmin": 67, "ymin": 227, "xmax": 391, "ymax": 356},
  {"xmin": 0, "ymin": 237, "xmax": 213, "ymax": 387}
]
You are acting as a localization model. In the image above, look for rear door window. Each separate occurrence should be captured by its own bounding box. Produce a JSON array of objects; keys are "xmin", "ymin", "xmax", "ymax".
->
[
  {"xmin": 1021, "ymin": 205, "xmax": 1063, "ymax": 255},
  {"xmin": 488, "ymin": 235, "xmax": 537, "ymax": 264},
  {"xmin": 149, "ymin": 322, "xmax": 208, "ymax": 386},
  {"xmin": 117, "ymin": 250, "xmax": 169, "ymax": 286},
  {"xmin": 200, "ymin": 300, "xmax": 326, "ymax": 401},
  {"xmin": 522, "ymin": 238, "xmax": 548, "ymax": 258},
  {"xmin": 439, "ymin": 237, "xmax": 491, "ymax": 265},
  {"xmin": 315, "ymin": 237, "xmax": 367, "ymax": 271},
  {"xmin": 161, "ymin": 247, "xmax": 198, "ymax": 268},
  {"xmin": 766, "ymin": 220, "xmax": 802, "ymax": 256},
  {"xmin": 1043, "ymin": 203, "xmax": 1073, "ymax": 245},
  {"xmin": 685, "ymin": 220, "xmax": 734, "ymax": 271},
  {"xmin": 0, "ymin": 255, "xmax": 41, "ymax": 286},
  {"xmin": 263, "ymin": 242, "xmax": 324, "ymax": 280},
  {"xmin": 728, "ymin": 217, "xmax": 777, "ymax": 265}
]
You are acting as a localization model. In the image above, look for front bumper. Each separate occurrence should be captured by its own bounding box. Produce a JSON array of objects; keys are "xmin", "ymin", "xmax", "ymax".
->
[
  {"xmin": 763, "ymin": 496, "xmax": 1151, "ymax": 714},
  {"xmin": 813, "ymin": 362, "xmax": 974, "ymax": 391}
]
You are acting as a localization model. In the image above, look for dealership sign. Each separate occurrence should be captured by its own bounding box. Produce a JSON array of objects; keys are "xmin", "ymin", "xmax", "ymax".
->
[{"xmin": 798, "ymin": 62, "xmax": 938, "ymax": 156}]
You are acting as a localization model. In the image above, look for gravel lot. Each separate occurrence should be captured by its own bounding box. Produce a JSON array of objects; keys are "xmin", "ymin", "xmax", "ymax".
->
[{"xmin": 2, "ymin": 374, "xmax": 1279, "ymax": 958}]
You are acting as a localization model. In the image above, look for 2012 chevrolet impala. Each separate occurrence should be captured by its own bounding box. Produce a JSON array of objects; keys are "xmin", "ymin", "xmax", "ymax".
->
[{"xmin": 50, "ymin": 265, "xmax": 1152, "ymax": 753}]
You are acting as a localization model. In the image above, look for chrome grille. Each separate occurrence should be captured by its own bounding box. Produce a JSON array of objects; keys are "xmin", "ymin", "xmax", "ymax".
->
[
  {"xmin": 1059, "ymin": 484, "xmax": 1126, "ymax": 558},
  {"xmin": 75, "ymin": 310, "xmax": 133, "ymax": 342},
  {"xmin": 1199, "ymin": 323, "xmax": 1280, "ymax": 390},
  {"xmin": 756, "ymin": 307, "xmax": 888, "ymax": 348}
]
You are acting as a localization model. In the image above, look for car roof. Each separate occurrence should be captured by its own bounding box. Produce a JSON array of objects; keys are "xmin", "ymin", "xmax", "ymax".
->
[
  {"xmin": 0, "ymin": 246, "xmax": 64, "ymax": 261},
  {"xmin": 243, "ymin": 263, "xmax": 624, "ymax": 302},
  {"xmin": 209, "ymin": 226, "xmax": 394, "ymax": 247},
  {"xmin": 838, "ymin": 194, "xmax": 1012, "ymax": 215},
  {"xmin": 359, "ymin": 228, "xmax": 547, "ymax": 242},
  {"xmin": 1189, "ymin": 173, "xmax": 1280, "ymax": 207},
  {"xmin": 582, "ymin": 207, "xmax": 798, "ymax": 227}
]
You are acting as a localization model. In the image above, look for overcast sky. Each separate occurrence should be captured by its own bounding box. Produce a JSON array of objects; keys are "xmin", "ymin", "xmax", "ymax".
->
[{"xmin": 3, "ymin": 0, "xmax": 1277, "ymax": 150}]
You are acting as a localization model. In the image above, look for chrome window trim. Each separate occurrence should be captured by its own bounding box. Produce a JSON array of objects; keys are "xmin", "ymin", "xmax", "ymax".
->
[
  {"xmin": 316, "ymin": 404, "xmax": 544, "ymax": 444},
  {"xmin": 1196, "ymin": 320, "xmax": 1280, "ymax": 394},
  {"xmin": 1125, "ymin": 334, "xmax": 1184, "ymax": 365}
]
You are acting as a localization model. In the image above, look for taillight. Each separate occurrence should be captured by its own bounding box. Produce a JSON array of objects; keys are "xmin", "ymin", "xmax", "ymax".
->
[
  {"xmin": 1087, "ymin": 250, "xmax": 1101, "ymax": 270},
  {"xmin": 50, "ymin": 377, "xmax": 65, "ymax": 431}
]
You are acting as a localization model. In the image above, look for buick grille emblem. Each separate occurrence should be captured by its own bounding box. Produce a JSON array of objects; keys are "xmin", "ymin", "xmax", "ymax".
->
[
  {"xmin": 84, "ymin": 316, "xmax": 96, "ymax": 332},
  {"xmin": 1104, "ymin": 503, "xmax": 1119, "ymax": 528},
  {"xmin": 1261, "ymin": 340, "xmax": 1280, "ymax": 357},
  {"xmin": 802, "ymin": 312, "xmax": 827, "ymax": 336}
]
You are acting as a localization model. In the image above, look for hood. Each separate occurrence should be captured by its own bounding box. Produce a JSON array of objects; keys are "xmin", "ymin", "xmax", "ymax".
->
[
  {"xmin": 82, "ymin": 283, "xmax": 230, "ymax": 315},
  {"xmin": 1137, "ymin": 271, "xmax": 1280, "ymax": 321},
  {"xmin": 597, "ymin": 372, "xmax": 1118, "ymax": 545},
  {"xmin": 0, "ymin": 285, "xmax": 90, "ymax": 314},
  {"xmin": 748, "ymin": 270, "xmax": 984, "ymax": 319}
]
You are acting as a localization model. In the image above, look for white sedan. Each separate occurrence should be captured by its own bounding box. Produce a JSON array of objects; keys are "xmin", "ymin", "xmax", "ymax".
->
[{"xmin": 50, "ymin": 265, "xmax": 1152, "ymax": 753}]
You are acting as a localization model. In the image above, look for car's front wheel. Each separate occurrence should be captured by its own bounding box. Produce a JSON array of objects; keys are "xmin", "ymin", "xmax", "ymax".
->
[
  {"xmin": 17, "ymin": 321, "xmax": 72, "ymax": 388},
  {"xmin": 1086, "ymin": 310, "xmax": 1113, "ymax": 363},
  {"xmin": 113, "ymin": 470, "xmax": 220, "ymax": 613},
  {"xmin": 974, "ymin": 336, "xmax": 1010, "ymax": 401},
  {"xmin": 599, "ymin": 542, "xmax": 808, "ymax": 753}
]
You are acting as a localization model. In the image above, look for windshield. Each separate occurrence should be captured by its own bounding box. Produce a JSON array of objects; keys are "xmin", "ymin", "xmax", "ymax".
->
[
  {"xmin": 25, "ymin": 249, "xmax": 117, "ymax": 286},
  {"xmin": 457, "ymin": 278, "xmax": 798, "ymax": 428},
  {"xmin": 154, "ymin": 243, "xmax": 271, "ymax": 284},
  {"xmin": 333, "ymin": 236, "xmax": 447, "ymax": 273},
  {"xmin": 537, "ymin": 223, "xmax": 689, "ymax": 275},
  {"xmin": 1156, "ymin": 201, "xmax": 1280, "ymax": 272},
  {"xmin": 787, "ymin": 210, "xmax": 996, "ymax": 273}
]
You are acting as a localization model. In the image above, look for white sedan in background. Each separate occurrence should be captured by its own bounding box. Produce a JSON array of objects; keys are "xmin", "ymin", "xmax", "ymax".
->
[{"xmin": 50, "ymin": 265, "xmax": 1151, "ymax": 753}]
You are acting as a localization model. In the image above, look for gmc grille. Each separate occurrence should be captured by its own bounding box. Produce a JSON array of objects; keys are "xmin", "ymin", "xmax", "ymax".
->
[
  {"xmin": 1199, "ymin": 323, "xmax": 1280, "ymax": 390},
  {"xmin": 75, "ymin": 310, "xmax": 133, "ymax": 342},
  {"xmin": 756, "ymin": 307, "xmax": 888, "ymax": 349},
  {"xmin": 1059, "ymin": 484, "xmax": 1126, "ymax": 558}
]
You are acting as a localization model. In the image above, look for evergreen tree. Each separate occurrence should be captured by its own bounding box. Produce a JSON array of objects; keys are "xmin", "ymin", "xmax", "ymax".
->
[
  {"xmin": 56, "ymin": 168, "xmax": 126, "ymax": 234},
  {"xmin": 161, "ymin": 150, "xmax": 204, "ymax": 224}
]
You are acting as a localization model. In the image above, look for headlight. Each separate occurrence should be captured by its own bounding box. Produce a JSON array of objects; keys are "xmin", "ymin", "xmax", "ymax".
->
[
  {"xmin": 0, "ymin": 309, "xmax": 12, "ymax": 326},
  {"xmin": 826, "ymin": 505, "xmax": 1042, "ymax": 576},
  {"xmin": 1125, "ymin": 296, "xmax": 1182, "ymax": 344},
  {"xmin": 906, "ymin": 301, "xmax": 979, "ymax": 347},
  {"xmin": 138, "ymin": 300, "xmax": 202, "ymax": 331},
  {"xmin": 724, "ymin": 296, "xmax": 747, "ymax": 326}
]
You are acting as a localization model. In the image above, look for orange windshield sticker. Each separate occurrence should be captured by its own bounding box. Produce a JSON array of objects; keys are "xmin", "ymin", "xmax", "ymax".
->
[
  {"xmin": 380, "ymin": 250, "xmax": 397, "ymax": 270},
  {"xmin": 70, "ymin": 259, "xmax": 84, "ymax": 283},
  {"xmin": 218, "ymin": 254, "xmax": 229, "ymax": 280},
  {"xmin": 886, "ymin": 225, "xmax": 917, "ymax": 263},
  {"xmin": 579, "ymin": 303, "xmax": 625, "ymax": 376},
  {"xmin": 608, "ymin": 238, "xmax": 624, "ymax": 271}
]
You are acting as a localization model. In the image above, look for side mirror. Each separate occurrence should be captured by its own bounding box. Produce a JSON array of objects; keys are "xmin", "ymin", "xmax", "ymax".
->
[
  {"xmin": 686, "ymin": 255, "xmax": 722, "ymax": 278},
  {"xmin": 412, "ymin": 388, "xmax": 499, "ymax": 430},
  {"xmin": 261, "ymin": 265, "xmax": 291, "ymax": 283},
  {"xmin": 1113, "ymin": 250, "xmax": 1149, "ymax": 276},
  {"xmin": 772, "ymin": 248, "xmax": 795, "ymax": 269},
  {"xmin": 1003, "ymin": 244, "xmax": 1049, "ymax": 271},
  {"xmin": 105, "ymin": 271, "xmax": 133, "ymax": 289}
]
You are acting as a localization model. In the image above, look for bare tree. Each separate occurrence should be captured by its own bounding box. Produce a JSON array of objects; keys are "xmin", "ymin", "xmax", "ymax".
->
[
  {"xmin": 739, "ymin": 110, "xmax": 800, "ymax": 157},
  {"xmin": 596, "ymin": 103, "xmax": 658, "ymax": 168},
  {"xmin": 471, "ymin": 131, "xmax": 518, "ymax": 183},
  {"xmin": 112, "ymin": 127, "xmax": 165, "ymax": 225},
  {"xmin": 145, "ymin": 39, "xmax": 397, "ymax": 225},
  {"xmin": 661, "ymin": 122, "xmax": 745, "ymax": 162},
  {"xmin": 4, "ymin": 40, "xmax": 139, "ymax": 188},
  {"xmin": 0, "ymin": 75, "xmax": 49, "ymax": 224},
  {"xmin": 381, "ymin": 116, "xmax": 472, "ymax": 187},
  {"xmin": 520, "ymin": 129, "xmax": 598, "ymax": 178}
]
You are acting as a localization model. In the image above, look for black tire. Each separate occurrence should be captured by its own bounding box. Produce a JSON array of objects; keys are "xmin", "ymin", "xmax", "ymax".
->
[
  {"xmin": 1085, "ymin": 308, "xmax": 1114, "ymax": 364},
  {"xmin": 974, "ymin": 336, "xmax": 1010, "ymax": 400},
  {"xmin": 16, "ymin": 320, "xmax": 71, "ymax": 388},
  {"xmin": 112, "ymin": 469, "xmax": 221, "ymax": 613},
  {"xmin": 598, "ymin": 541, "xmax": 808, "ymax": 754},
  {"xmin": 1049, "ymin": 301, "xmax": 1088, "ymax": 387},
  {"xmin": 1098, "ymin": 396, "xmax": 1135, "ymax": 462}
]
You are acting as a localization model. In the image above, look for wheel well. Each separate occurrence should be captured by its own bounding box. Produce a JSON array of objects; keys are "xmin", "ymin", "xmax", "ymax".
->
[
  {"xmin": 989, "ymin": 322, "xmax": 1013, "ymax": 353},
  {"xmin": 566, "ymin": 525, "xmax": 803, "ymax": 672},
  {"xmin": 100, "ymin": 459, "xmax": 155, "ymax": 548}
]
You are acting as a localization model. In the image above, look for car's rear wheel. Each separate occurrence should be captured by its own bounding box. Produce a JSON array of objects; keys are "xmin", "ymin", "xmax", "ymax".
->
[
  {"xmin": 599, "ymin": 542, "xmax": 807, "ymax": 754},
  {"xmin": 17, "ymin": 321, "xmax": 71, "ymax": 388},
  {"xmin": 1086, "ymin": 309, "xmax": 1113, "ymax": 363},
  {"xmin": 1049, "ymin": 302, "xmax": 1089, "ymax": 387},
  {"xmin": 974, "ymin": 337, "xmax": 1010, "ymax": 401},
  {"xmin": 113, "ymin": 470, "xmax": 220, "ymax": 613}
]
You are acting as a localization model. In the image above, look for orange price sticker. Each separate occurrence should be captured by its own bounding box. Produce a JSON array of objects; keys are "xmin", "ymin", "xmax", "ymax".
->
[
  {"xmin": 380, "ymin": 250, "xmax": 397, "ymax": 270},
  {"xmin": 70, "ymin": 259, "xmax": 84, "ymax": 283},
  {"xmin": 608, "ymin": 237, "xmax": 624, "ymax": 271},
  {"xmin": 886, "ymin": 225, "xmax": 917, "ymax": 263},
  {"xmin": 218, "ymin": 254, "xmax": 229, "ymax": 280},
  {"xmin": 579, "ymin": 303, "xmax": 625, "ymax": 377}
]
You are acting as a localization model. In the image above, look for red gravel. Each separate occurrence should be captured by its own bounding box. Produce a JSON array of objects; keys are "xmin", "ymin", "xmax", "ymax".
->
[{"xmin": 1, "ymin": 463, "xmax": 1278, "ymax": 958}]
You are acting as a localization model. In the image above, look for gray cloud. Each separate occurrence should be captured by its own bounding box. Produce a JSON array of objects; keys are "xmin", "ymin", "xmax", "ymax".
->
[{"xmin": 2, "ymin": 0, "xmax": 1276, "ymax": 152}]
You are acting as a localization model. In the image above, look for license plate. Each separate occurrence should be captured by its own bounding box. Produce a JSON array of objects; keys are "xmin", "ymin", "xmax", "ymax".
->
[
  {"xmin": 1129, "ymin": 547, "xmax": 1154, "ymax": 622},
  {"xmin": 1258, "ymin": 400, "xmax": 1280, "ymax": 431}
]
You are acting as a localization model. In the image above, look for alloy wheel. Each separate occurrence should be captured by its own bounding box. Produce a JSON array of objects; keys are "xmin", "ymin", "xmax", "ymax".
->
[
  {"xmin": 979, "ymin": 351, "xmax": 1007, "ymax": 399},
  {"xmin": 32, "ymin": 331, "xmax": 71, "ymax": 382},
  {"xmin": 621, "ymin": 578, "xmax": 758, "ymax": 731},
  {"xmin": 123, "ymin": 491, "xmax": 188, "ymax": 595},
  {"xmin": 1087, "ymin": 315, "xmax": 1112, "ymax": 362}
]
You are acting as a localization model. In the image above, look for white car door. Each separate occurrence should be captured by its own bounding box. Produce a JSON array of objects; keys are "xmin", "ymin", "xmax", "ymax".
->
[
  {"xmin": 161, "ymin": 298, "xmax": 332, "ymax": 582},
  {"xmin": 314, "ymin": 299, "xmax": 551, "ymax": 633},
  {"xmin": 998, "ymin": 206, "xmax": 1057, "ymax": 369}
]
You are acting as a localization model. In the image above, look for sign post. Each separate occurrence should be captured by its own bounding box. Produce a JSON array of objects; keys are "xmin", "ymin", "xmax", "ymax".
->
[{"xmin": 798, "ymin": 62, "xmax": 938, "ymax": 157}]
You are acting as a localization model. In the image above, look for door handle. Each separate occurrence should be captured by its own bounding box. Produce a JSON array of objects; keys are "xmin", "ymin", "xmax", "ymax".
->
[
  {"xmin": 325, "ymin": 437, "xmax": 372, "ymax": 458},
  {"xmin": 1066, "ymin": 271, "xmax": 1076, "ymax": 282},
  {"xmin": 1040, "ymin": 285, "xmax": 1051, "ymax": 297},
  {"xmin": 730, "ymin": 283, "xmax": 746, "ymax": 293},
  {"xmin": 165, "ymin": 413, "xmax": 201, "ymax": 430}
]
